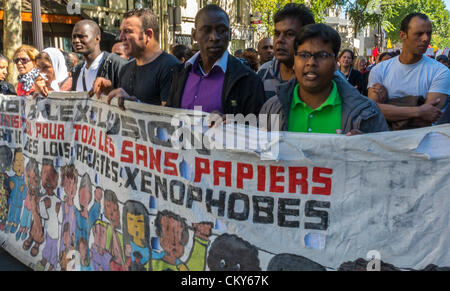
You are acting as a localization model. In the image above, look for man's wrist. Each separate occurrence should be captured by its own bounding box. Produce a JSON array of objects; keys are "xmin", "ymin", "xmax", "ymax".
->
[{"xmin": 413, "ymin": 106, "xmax": 421, "ymax": 118}]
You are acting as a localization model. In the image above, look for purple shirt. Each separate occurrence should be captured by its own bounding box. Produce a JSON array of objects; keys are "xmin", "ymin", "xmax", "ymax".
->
[{"xmin": 181, "ymin": 52, "xmax": 228, "ymax": 113}]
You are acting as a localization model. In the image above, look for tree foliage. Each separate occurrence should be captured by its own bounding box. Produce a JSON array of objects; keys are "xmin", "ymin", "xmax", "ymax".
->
[
  {"xmin": 250, "ymin": 0, "xmax": 342, "ymax": 37},
  {"xmin": 383, "ymin": 0, "xmax": 450, "ymax": 48}
]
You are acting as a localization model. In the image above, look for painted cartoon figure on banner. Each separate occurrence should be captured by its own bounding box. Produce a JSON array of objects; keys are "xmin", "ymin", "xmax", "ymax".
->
[
  {"xmin": 6, "ymin": 148, "xmax": 26, "ymax": 234},
  {"xmin": 17, "ymin": 156, "xmax": 37, "ymax": 242},
  {"xmin": 77, "ymin": 236, "xmax": 92, "ymax": 271},
  {"xmin": 207, "ymin": 233, "xmax": 261, "ymax": 271},
  {"xmin": 23, "ymin": 158, "xmax": 45, "ymax": 257},
  {"xmin": 58, "ymin": 164, "xmax": 78, "ymax": 263},
  {"xmin": 267, "ymin": 253, "xmax": 326, "ymax": 271},
  {"xmin": 103, "ymin": 189, "xmax": 125, "ymax": 271},
  {"xmin": 123, "ymin": 200, "xmax": 151, "ymax": 271},
  {"xmin": 0, "ymin": 145, "xmax": 12, "ymax": 231},
  {"xmin": 90, "ymin": 220, "xmax": 113, "ymax": 271},
  {"xmin": 35, "ymin": 159, "xmax": 61, "ymax": 271},
  {"xmin": 59, "ymin": 222, "xmax": 74, "ymax": 271},
  {"xmin": 74, "ymin": 174, "xmax": 101, "ymax": 251},
  {"xmin": 152, "ymin": 210, "xmax": 213, "ymax": 271}
]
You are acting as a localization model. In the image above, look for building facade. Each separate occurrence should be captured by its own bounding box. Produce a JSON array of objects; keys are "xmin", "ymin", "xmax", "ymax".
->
[
  {"xmin": 0, "ymin": 0, "xmax": 83, "ymax": 53},
  {"xmin": 81, "ymin": 0, "xmax": 256, "ymax": 52}
]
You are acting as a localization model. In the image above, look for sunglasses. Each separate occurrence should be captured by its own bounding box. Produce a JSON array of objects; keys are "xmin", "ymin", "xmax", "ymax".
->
[{"xmin": 14, "ymin": 58, "xmax": 31, "ymax": 64}]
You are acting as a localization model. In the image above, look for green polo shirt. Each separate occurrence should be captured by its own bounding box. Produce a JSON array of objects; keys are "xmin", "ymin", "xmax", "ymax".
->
[{"xmin": 288, "ymin": 81, "xmax": 342, "ymax": 134}]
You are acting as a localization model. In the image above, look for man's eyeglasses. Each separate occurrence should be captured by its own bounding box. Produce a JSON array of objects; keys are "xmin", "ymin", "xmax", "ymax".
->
[
  {"xmin": 14, "ymin": 58, "xmax": 31, "ymax": 64},
  {"xmin": 295, "ymin": 51, "xmax": 335, "ymax": 61}
]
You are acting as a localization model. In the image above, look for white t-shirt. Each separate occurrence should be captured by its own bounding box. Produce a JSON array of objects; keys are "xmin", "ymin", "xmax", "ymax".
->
[
  {"xmin": 75, "ymin": 52, "xmax": 105, "ymax": 92},
  {"xmin": 368, "ymin": 56, "xmax": 450, "ymax": 100}
]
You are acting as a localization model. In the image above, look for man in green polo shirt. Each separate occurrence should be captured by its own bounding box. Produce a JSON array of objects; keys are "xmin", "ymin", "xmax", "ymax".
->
[{"xmin": 261, "ymin": 24, "xmax": 389, "ymax": 134}]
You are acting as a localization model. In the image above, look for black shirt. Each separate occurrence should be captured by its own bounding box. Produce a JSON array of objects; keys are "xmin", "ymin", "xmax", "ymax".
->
[
  {"xmin": 118, "ymin": 51, "xmax": 180, "ymax": 105},
  {"xmin": 343, "ymin": 68, "xmax": 364, "ymax": 95}
]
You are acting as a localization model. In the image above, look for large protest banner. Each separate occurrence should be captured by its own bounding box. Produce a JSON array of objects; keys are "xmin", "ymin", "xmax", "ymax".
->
[{"xmin": 0, "ymin": 92, "xmax": 449, "ymax": 271}]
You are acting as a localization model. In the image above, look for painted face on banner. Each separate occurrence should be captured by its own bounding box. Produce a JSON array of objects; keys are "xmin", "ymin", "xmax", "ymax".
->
[
  {"xmin": 79, "ymin": 185, "xmax": 92, "ymax": 214},
  {"xmin": 41, "ymin": 164, "xmax": 58, "ymax": 195},
  {"xmin": 105, "ymin": 200, "xmax": 120, "ymax": 229},
  {"xmin": 127, "ymin": 213, "xmax": 146, "ymax": 247},
  {"xmin": 159, "ymin": 215, "xmax": 186, "ymax": 260},
  {"xmin": 13, "ymin": 151, "xmax": 24, "ymax": 176},
  {"xmin": 94, "ymin": 223, "xmax": 107, "ymax": 251},
  {"xmin": 64, "ymin": 177, "xmax": 77, "ymax": 201},
  {"xmin": 26, "ymin": 167, "xmax": 39, "ymax": 195}
]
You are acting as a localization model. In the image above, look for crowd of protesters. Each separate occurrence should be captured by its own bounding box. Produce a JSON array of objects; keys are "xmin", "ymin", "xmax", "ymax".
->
[{"xmin": 0, "ymin": 4, "xmax": 449, "ymax": 133}]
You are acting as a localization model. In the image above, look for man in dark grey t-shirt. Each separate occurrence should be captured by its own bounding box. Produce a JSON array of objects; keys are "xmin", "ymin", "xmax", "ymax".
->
[{"xmin": 92, "ymin": 8, "xmax": 179, "ymax": 108}]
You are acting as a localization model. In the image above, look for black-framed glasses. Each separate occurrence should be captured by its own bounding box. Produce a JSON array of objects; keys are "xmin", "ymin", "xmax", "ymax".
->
[
  {"xmin": 295, "ymin": 51, "xmax": 335, "ymax": 61},
  {"xmin": 14, "ymin": 58, "xmax": 31, "ymax": 64}
]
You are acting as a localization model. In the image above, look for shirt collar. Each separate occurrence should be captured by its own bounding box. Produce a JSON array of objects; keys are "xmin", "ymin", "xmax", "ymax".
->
[
  {"xmin": 186, "ymin": 50, "xmax": 229, "ymax": 74},
  {"xmin": 83, "ymin": 52, "xmax": 105, "ymax": 71},
  {"xmin": 292, "ymin": 80, "xmax": 341, "ymax": 110}
]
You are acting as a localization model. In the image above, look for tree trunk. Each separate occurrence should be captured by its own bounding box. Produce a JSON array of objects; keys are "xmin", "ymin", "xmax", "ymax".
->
[{"xmin": 3, "ymin": 0, "xmax": 22, "ymax": 87}]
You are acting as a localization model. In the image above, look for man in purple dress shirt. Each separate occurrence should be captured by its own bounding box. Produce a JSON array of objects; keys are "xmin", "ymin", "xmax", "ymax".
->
[{"xmin": 167, "ymin": 4, "xmax": 265, "ymax": 116}]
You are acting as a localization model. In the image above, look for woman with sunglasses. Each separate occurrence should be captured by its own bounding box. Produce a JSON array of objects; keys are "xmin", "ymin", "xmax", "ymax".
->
[
  {"xmin": 34, "ymin": 48, "xmax": 72, "ymax": 97},
  {"xmin": 13, "ymin": 45, "xmax": 40, "ymax": 96},
  {"xmin": 0, "ymin": 55, "xmax": 16, "ymax": 95}
]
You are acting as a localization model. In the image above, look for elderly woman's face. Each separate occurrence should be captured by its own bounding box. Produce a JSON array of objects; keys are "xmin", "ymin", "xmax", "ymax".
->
[
  {"xmin": 357, "ymin": 59, "xmax": 367, "ymax": 72},
  {"xmin": 14, "ymin": 51, "xmax": 35, "ymax": 75},
  {"xmin": 36, "ymin": 58, "xmax": 55, "ymax": 86}
]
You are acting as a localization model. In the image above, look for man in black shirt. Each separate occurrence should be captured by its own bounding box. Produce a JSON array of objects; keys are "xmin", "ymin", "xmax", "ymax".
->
[{"xmin": 92, "ymin": 8, "xmax": 179, "ymax": 109}]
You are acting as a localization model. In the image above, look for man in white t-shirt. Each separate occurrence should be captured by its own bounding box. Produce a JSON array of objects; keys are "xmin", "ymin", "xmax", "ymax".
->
[{"xmin": 368, "ymin": 13, "xmax": 450, "ymax": 128}]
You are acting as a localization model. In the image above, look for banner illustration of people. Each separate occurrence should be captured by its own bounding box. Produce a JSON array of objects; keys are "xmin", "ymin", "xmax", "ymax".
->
[{"xmin": 0, "ymin": 93, "xmax": 449, "ymax": 271}]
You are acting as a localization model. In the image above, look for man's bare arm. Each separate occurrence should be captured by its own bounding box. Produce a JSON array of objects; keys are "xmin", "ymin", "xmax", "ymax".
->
[
  {"xmin": 369, "ymin": 85, "xmax": 442, "ymax": 122},
  {"xmin": 425, "ymin": 92, "xmax": 447, "ymax": 109}
]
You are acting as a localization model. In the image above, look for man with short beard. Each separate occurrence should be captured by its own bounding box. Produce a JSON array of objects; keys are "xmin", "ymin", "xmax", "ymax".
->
[
  {"xmin": 258, "ymin": 3, "xmax": 315, "ymax": 101},
  {"xmin": 91, "ymin": 8, "xmax": 180, "ymax": 108},
  {"xmin": 71, "ymin": 20, "xmax": 126, "ymax": 92}
]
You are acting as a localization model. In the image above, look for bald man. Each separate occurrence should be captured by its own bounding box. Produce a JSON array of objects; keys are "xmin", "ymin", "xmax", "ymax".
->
[
  {"xmin": 257, "ymin": 37, "xmax": 273, "ymax": 65},
  {"xmin": 71, "ymin": 20, "xmax": 126, "ymax": 92}
]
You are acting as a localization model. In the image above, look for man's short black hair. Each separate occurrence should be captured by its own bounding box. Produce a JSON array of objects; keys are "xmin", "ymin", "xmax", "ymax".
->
[
  {"xmin": 294, "ymin": 24, "xmax": 341, "ymax": 57},
  {"xmin": 170, "ymin": 44, "xmax": 192, "ymax": 62},
  {"xmin": 274, "ymin": 3, "xmax": 315, "ymax": 27},
  {"xmin": 400, "ymin": 13, "xmax": 430, "ymax": 33},
  {"xmin": 436, "ymin": 54, "xmax": 448, "ymax": 64},
  {"xmin": 74, "ymin": 19, "xmax": 102, "ymax": 37},
  {"xmin": 195, "ymin": 4, "xmax": 229, "ymax": 27}
]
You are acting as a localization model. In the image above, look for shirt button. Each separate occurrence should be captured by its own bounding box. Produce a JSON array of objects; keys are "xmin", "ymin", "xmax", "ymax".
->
[
  {"xmin": 308, "ymin": 128, "xmax": 312, "ymax": 132},
  {"xmin": 194, "ymin": 95, "xmax": 198, "ymax": 99},
  {"xmin": 309, "ymin": 114, "xmax": 313, "ymax": 118}
]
